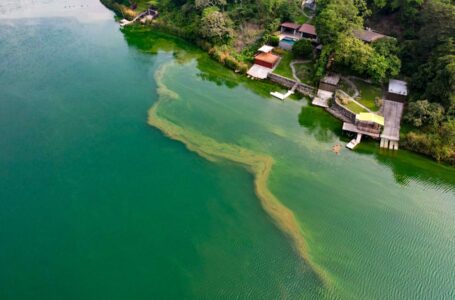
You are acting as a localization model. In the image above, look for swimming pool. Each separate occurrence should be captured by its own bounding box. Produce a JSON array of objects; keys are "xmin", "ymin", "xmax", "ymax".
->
[
  {"xmin": 280, "ymin": 37, "xmax": 296, "ymax": 45},
  {"xmin": 279, "ymin": 37, "xmax": 297, "ymax": 50}
]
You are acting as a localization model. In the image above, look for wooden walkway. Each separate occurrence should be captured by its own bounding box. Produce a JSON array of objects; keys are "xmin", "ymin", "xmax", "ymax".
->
[{"xmin": 381, "ymin": 100, "xmax": 404, "ymax": 141}]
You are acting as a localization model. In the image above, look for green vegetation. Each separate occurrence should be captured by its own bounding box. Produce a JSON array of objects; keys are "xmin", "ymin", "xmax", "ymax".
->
[
  {"xmin": 294, "ymin": 14, "xmax": 309, "ymax": 24},
  {"xmin": 101, "ymin": 0, "xmax": 455, "ymax": 164},
  {"xmin": 353, "ymin": 79, "xmax": 381, "ymax": 110},
  {"xmin": 292, "ymin": 39, "xmax": 313, "ymax": 59},
  {"xmin": 294, "ymin": 62, "xmax": 314, "ymax": 85},
  {"xmin": 344, "ymin": 100, "xmax": 367, "ymax": 114},
  {"xmin": 338, "ymin": 78, "xmax": 355, "ymax": 96},
  {"xmin": 314, "ymin": 0, "xmax": 454, "ymax": 164},
  {"xmin": 398, "ymin": 0, "xmax": 455, "ymax": 164},
  {"xmin": 273, "ymin": 51, "xmax": 293, "ymax": 78},
  {"xmin": 314, "ymin": 0, "xmax": 400, "ymax": 83}
]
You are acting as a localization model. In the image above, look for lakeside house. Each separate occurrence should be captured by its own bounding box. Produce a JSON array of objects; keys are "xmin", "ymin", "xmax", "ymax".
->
[
  {"xmin": 298, "ymin": 24, "xmax": 317, "ymax": 40},
  {"xmin": 247, "ymin": 45, "xmax": 280, "ymax": 79},
  {"xmin": 315, "ymin": 78, "xmax": 407, "ymax": 150},
  {"xmin": 279, "ymin": 22, "xmax": 318, "ymax": 49},
  {"xmin": 280, "ymin": 22, "xmax": 301, "ymax": 36}
]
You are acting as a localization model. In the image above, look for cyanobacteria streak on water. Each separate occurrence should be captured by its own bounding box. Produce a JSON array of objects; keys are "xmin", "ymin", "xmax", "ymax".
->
[{"xmin": 148, "ymin": 63, "xmax": 331, "ymax": 285}]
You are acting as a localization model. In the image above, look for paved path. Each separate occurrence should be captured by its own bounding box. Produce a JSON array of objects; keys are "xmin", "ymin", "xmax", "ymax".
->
[
  {"xmin": 340, "ymin": 76, "xmax": 359, "ymax": 98},
  {"xmin": 290, "ymin": 60, "xmax": 311, "ymax": 83},
  {"xmin": 300, "ymin": 2, "xmax": 314, "ymax": 19}
]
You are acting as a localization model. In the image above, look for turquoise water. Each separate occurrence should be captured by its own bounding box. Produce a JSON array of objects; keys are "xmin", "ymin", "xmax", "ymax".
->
[
  {"xmin": 281, "ymin": 37, "xmax": 296, "ymax": 45},
  {"xmin": 1, "ymin": 1, "xmax": 454, "ymax": 299}
]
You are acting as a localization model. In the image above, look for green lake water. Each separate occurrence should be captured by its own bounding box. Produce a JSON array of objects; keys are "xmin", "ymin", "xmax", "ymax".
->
[{"xmin": 1, "ymin": 1, "xmax": 454, "ymax": 299}]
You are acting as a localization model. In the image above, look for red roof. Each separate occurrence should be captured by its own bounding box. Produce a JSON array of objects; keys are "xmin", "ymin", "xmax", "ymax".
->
[
  {"xmin": 281, "ymin": 22, "xmax": 301, "ymax": 30},
  {"xmin": 255, "ymin": 52, "xmax": 280, "ymax": 65},
  {"xmin": 298, "ymin": 24, "xmax": 317, "ymax": 36}
]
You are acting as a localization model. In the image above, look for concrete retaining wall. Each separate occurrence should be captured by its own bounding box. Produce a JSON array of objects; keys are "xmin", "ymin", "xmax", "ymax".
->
[
  {"xmin": 267, "ymin": 73, "xmax": 316, "ymax": 97},
  {"xmin": 331, "ymin": 98, "xmax": 356, "ymax": 123}
]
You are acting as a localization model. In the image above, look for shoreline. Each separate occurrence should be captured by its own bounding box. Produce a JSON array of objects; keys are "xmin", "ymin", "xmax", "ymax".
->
[
  {"xmin": 128, "ymin": 21, "xmax": 454, "ymax": 167},
  {"xmin": 147, "ymin": 63, "xmax": 331, "ymax": 286}
]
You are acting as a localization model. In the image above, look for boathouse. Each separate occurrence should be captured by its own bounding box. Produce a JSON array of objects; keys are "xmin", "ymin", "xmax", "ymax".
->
[
  {"xmin": 254, "ymin": 47, "xmax": 279, "ymax": 69},
  {"xmin": 247, "ymin": 45, "xmax": 280, "ymax": 79},
  {"xmin": 318, "ymin": 73, "xmax": 340, "ymax": 92},
  {"xmin": 385, "ymin": 79, "xmax": 407, "ymax": 103}
]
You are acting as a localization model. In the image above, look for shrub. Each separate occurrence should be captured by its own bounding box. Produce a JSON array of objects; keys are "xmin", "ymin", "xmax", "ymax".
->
[
  {"xmin": 404, "ymin": 100, "xmax": 445, "ymax": 128},
  {"xmin": 267, "ymin": 35, "xmax": 280, "ymax": 47},
  {"xmin": 272, "ymin": 48, "xmax": 286, "ymax": 56},
  {"xmin": 292, "ymin": 39, "xmax": 313, "ymax": 59}
]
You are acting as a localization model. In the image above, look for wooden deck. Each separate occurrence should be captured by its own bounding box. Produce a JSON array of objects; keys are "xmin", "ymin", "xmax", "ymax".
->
[
  {"xmin": 381, "ymin": 100, "xmax": 404, "ymax": 141},
  {"xmin": 342, "ymin": 122, "xmax": 381, "ymax": 138},
  {"xmin": 247, "ymin": 64, "xmax": 273, "ymax": 79}
]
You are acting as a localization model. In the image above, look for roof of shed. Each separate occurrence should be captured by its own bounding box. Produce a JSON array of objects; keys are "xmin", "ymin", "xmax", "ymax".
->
[
  {"xmin": 321, "ymin": 73, "xmax": 340, "ymax": 85},
  {"xmin": 388, "ymin": 79, "xmax": 408, "ymax": 96},
  {"xmin": 258, "ymin": 45, "xmax": 274, "ymax": 53},
  {"xmin": 255, "ymin": 52, "xmax": 280, "ymax": 64}
]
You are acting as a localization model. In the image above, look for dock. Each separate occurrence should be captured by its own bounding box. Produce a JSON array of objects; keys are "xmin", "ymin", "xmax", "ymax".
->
[
  {"xmin": 346, "ymin": 134, "xmax": 362, "ymax": 150},
  {"xmin": 270, "ymin": 82, "xmax": 298, "ymax": 100},
  {"xmin": 247, "ymin": 64, "xmax": 273, "ymax": 79},
  {"xmin": 380, "ymin": 100, "xmax": 404, "ymax": 150}
]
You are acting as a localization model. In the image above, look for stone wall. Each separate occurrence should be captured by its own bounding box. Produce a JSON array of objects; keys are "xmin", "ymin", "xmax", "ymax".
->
[
  {"xmin": 330, "ymin": 97, "xmax": 356, "ymax": 123},
  {"xmin": 267, "ymin": 73, "xmax": 316, "ymax": 97}
]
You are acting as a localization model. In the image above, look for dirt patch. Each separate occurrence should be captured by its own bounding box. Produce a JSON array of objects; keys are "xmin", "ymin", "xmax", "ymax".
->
[
  {"xmin": 234, "ymin": 23, "xmax": 264, "ymax": 52},
  {"xmin": 366, "ymin": 12, "xmax": 404, "ymax": 38}
]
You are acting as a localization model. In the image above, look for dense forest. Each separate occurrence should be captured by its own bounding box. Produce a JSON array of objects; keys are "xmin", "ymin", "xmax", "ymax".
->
[{"xmin": 101, "ymin": 0, "xmax": 454, "ymax": 165}]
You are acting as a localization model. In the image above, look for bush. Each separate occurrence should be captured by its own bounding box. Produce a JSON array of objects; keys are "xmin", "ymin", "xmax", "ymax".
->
[
  {"xmin": 272, "ymin": 48, "xmax": 286, "ymax": 56},
  {"xmin": 292, "ymin": 39, "xmax": 313, "ymax": 59},
  {"xmin": 267, "ymin": 35, "xmax": 280, "ymax": 47},
  {"xmin": 404, "ymin": 100, "xmax": 445, "ymax": 128}
]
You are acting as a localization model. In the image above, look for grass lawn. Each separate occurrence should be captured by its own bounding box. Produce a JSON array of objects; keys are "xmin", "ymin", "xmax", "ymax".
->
[
  {"xmin": 295, "ymin": 14, "xmax": 309, "ymax": 24},
  {"xmin": 134, "ymin": 0, "xmax": 155, "ymax": 12},
  {"xmin": 353, "ymin": 79, "xmax": 382, "ymax": 111},
  {"xmin": 344, "ymin": 101, "xmax": 368, "ymax": 114},
  {"xmin": 294, "ymin": 62, "xmax": 315, "ymax": 86},
  {"xmin": 273, "ymin": 51, "xmax": 294, "ymax": 79}
]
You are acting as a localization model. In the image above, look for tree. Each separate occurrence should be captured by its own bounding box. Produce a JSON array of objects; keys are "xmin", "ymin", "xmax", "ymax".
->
[
  {"xmin": 267, "ymin": 35, "xmax": 280, "ymax": 47},
  {"xmin": 412, "ymin": 39, "xmax": 455, "ymax": 109},
  {"xmin": 404, "ymin": 100, "xmax": 445, "ymax": 128},
  {"xmin": 371, "ymin": 38, "xmax": 401, "ymax": 79},
  {"xmin": 292, "ymin": 39, "xmax": 313, "ymax": 58},
  {"xmin": 200, "ymin": 7, "xmax": 232, "ymax": 43},
  {"xmin": 315, "ymin": 0, "xmax": 363, "ymax": 44},
  {"xmin": 195, "ymin": 0, "xmax": 226, "ymax": 9},
  {"xmin": 417, "ymin": 0, "xmax": 455, "ymax": 57}
]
